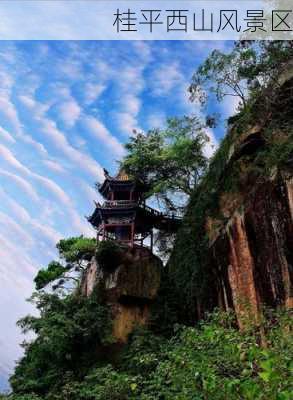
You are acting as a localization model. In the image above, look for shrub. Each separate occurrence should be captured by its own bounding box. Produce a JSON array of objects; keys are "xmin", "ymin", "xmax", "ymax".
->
[{"xmin": 95, "ymin": 241, "xmax": 123, "ymax": 272}]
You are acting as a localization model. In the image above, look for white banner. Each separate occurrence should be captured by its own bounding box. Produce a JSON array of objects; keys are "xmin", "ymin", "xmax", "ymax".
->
[{"xmin": 0, "ymin": 0, "xmax": 292, "ymax": 40}]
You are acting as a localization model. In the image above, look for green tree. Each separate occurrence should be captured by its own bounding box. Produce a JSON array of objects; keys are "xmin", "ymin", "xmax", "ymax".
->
[
  {"xmin": 122, "ymin": 116, "xmax": 210, "ymax": 213},
  {"xmin": 34, "ymin": 236, "xmax": 96, "ymax": 290},
  {"xmin": 189, "ymin": 41, "xmax": 293, "ymax": 109},
  {"xmin": 10, "ymin": 289, "xmax": 112, "ymax": 397}
]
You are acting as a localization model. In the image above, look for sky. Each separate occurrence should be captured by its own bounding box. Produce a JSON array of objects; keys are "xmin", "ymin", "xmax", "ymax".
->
[{"xmin": 0, "ymin": 40, "xmax": 239, "ymax": 391}]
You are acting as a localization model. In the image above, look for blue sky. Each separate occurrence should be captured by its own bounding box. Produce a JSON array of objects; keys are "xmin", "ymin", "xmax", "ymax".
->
[{"xmin": 0, "ymin": 40, "xmax": 238, "ymax": 390}]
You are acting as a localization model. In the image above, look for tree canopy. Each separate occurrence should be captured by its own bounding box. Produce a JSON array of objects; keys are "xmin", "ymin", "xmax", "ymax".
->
[
  {"xmin": 189, "ymin": 41, "xmax": 293, "ymax": 110},
  {"xmin": 34, "ymin": 236, "xmax": 96, "ymax": 290},
  {"xmin": 122, "ymin": 116, "xmax": 210, "ymax": 213},
  {"xmin": 11, "ymin": 289, "xmax": 112, "ymax": 397}
]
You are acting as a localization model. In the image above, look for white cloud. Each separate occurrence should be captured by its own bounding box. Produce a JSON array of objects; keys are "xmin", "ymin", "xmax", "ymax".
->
[
  {"xmin": 0, "ymin": 93, "xmax": 23, "ymax": 135},
  {"xmin": 58, "ymin": 99, "xmax": 81, "ymax": 127},
  {"xmin": 32, "ymin": 173, "xmax": 71, "ymax": 206},
  {"xmin": 0, "ymin": 188, "xmax": 61, "ymax": 246},
  {"xmin": 83, "ymin": 82, "xmax": 105, "ymax": 105},
  {"xmin": 21, "ymin": 134, "xmax": 48, "ymax": 157},
  {"xmin": 67, "ymin": 208, "xmax": 94, "ymax": 237},
  {"xmin": 118, "ymin": 66, "xmax": 145, "ymax": 93},
  {"xmin": 0, "ymin": 143, "xmax": 31, "ymax": 175},
  {"xmin": 113, "ymin": 112, "xmax": 139, "ymax": 136},
  {"xmin": 0, "ymin": 188, "xmax": 30, "ymax": 223},
  {"xmin": 0, "ymin": 143, "xmax": 71, "ymax": 207},
  {"xmin": 77, "ymin": 179, "xmax": 102, "ymax": 205},
  {"xmin": 40, "ymin": 117, "xmax": 104, "ymax": 179},
  {"xmin": 0, "ymin": 82, "xmax": 48, "ymax": 157},
  {"xmin": 30, "ymin": 221, "xmax": 62, "ymax": 246},
  {"xmin": 82, "ymin": 115, "xmax": 125, "ymax": 157},
  {"xmin": 0, "ymin": 144, "xmax": 70, "ymax": 206},
  {"xmin": 123, "ymin": 94, "xmax": 141, "ymax": 116},
  {"xmin": 42, "ymin": 159, "xmax": 66, "ymax": 174},
  {"xmin": 0, "ymin": 211, "xmax": 34, "ymax": 248},
  {"xmin": 0, "ymin": 126, "xmax": 16, "ymax": 143},
  {"xmin": 151, "ymin": 62, "xmax": 184, "ymax": 96},
  {"xmin": 18, "ymin": 94, "xmax": 37, "ymax": 109},
  {"xmin": 146, "ymin": 112, "xmax": 166, "ymax": 129},
  {"xmin": 0, "ymin": 169, "xmax": 39, "ymax": 202},
  {"xmin": 19, "ymin": 93, "xmax": 104, "ymax": 180},
  {"xmin": 132, "ymin": 41, "xmax": 152, "ymax": 64}
]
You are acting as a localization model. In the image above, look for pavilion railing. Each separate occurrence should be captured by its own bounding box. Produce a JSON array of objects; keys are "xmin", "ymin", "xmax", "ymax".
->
[
  {"xmin": 103, "ymin": 200, "xmax": 137, "ymax": 208},
  {"xmin": 102, "ymin": 200, "xmax": 181, "ymax": 220}
]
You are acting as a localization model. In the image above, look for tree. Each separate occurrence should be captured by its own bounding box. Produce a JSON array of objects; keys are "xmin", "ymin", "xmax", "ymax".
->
[
  {"xmin": 189, "ymin": 41, "xmax": 293, "ymax": 110},
  {"xmin": 34, "ymin": 236, "xmax": 96, "ymax": 291},
  {"xmin": 11, "ymin": 289, "xmax": 112, "ymax": 396},
  {"xmin": 122, "ymin": 116, "xmax": 210, "ymax": 213}
]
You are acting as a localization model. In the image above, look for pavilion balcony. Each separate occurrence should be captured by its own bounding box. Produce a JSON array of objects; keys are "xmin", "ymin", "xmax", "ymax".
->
[{"xmin": 103, "ymin": 200, "xmax": 138, "ymax": 208}]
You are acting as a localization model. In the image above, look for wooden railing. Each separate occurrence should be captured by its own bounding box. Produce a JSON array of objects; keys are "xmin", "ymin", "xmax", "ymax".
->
[
  {"xmin": 104, "ymin": 200, "xmax": 137, "ymax": 208},
  {"xmin": 102, "ymin": 200, "xmax": 181, "ymax": 220}
]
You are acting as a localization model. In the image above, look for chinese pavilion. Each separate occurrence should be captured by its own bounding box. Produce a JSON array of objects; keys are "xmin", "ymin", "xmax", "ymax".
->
[{"xmin": 88, "ymin": 168, "xmax": 180, "ymax": 251}]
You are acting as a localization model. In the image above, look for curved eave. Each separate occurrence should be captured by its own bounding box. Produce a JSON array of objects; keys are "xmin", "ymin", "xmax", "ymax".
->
[
  {"xmin": 88, "ymin": 207, "xmax": 103, "ymax": 228},
  {"xmin": 98, "ymin": 178, "xmax": 137, "ymax": 198}
]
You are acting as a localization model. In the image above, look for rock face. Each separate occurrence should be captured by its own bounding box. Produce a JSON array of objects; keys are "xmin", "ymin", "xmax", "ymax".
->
[
  {"xmin": 207, "ymin": 66, "xmax": 293, "ymax": 327},
  {"xmin": 81, "ymin": 246, "xmax": 162, "ymax": 342},
  {"xmin": 211, "ymin": 169, "xmax": 293, "ymax": 328},
  {"xmin": 168, "ymin": 63, "xmax": 293, "ymax": 328}
]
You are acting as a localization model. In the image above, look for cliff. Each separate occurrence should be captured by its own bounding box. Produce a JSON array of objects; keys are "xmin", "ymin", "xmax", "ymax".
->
[
  {"xmin": 168, "ymin": 63, "xmax": 293, "ymax": 327},
  {"xmin": 81, "ymin": 245, "xmax": 162, "ymax": 342}
]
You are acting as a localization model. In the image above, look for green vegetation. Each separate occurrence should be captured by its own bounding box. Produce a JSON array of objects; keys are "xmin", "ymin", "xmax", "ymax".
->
[
  {"xmin": 95, "ymin": 240, "xmax": 123, "ymax": 272},
  {"xmin": 190, "ymin": 41, "xmax": 293, "ymax": 109},
  {"xmin": 5, "ymin": 309, "xmax": 292, "ymax": 400},
  {"xmin": 10, "ymin": 288, "xmax": 112, "ymax": 398},
  {"xmin": 122, "ymin": 116, "xmax": 209, "ymax": 213},
  {"xmin": 34, "ymin": 236, "xmax": 96, "ymax": 290}
]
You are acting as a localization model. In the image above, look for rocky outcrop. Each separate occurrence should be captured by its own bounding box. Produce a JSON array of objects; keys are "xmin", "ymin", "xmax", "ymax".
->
[
  {"xmin": 81, "ymin": 246, "xmax": 162, "ymax": 342},
  {"xmin": 168, "ymin": 63, "xmax": 293, "ymax": 328},
  {"xmin": 210, "ymin": 168, "xmax": 293, "ymax": 327}
]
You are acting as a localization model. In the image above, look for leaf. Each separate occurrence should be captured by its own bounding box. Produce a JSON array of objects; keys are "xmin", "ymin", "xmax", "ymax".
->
[{"xmin": 259, "ymin": 371, "xmax": 271, "ymax": 382}]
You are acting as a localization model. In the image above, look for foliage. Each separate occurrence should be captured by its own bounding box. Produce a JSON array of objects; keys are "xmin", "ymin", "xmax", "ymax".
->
[
  {"xmin": 95, "ymin": 240, "xmax": 123, "ymax": 272},
  {"xmin": 34, "ymin": 261, "xmax": 68, "ymax": 291},
  {"xmin": 149, "ymin": 269, "xmax": 185, "ymax": 336},
  {"xmin": 1, "ymin": 395, "xmax": 42, "ymax": 400},
  {"xmin": 57, "ymin": 237, "xmax": 96, "ymax": 264},
  {"xmin": 10, "ymin": 288, "xmax": 112, "ymax": 397},
  {"xmin": 34, "ymin": 236, "xmax": 96, "ymax": 290},
  {"xmin": 122, "ymin": 116, "xmax": 210, "ymax": 213},
  {"xmin": 6, "ymin": 310, "xmax": 292, "ymax": 400},
  {"xmin": 190, "ymin": 41, "xmax": 293, "ymax": 109}
]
